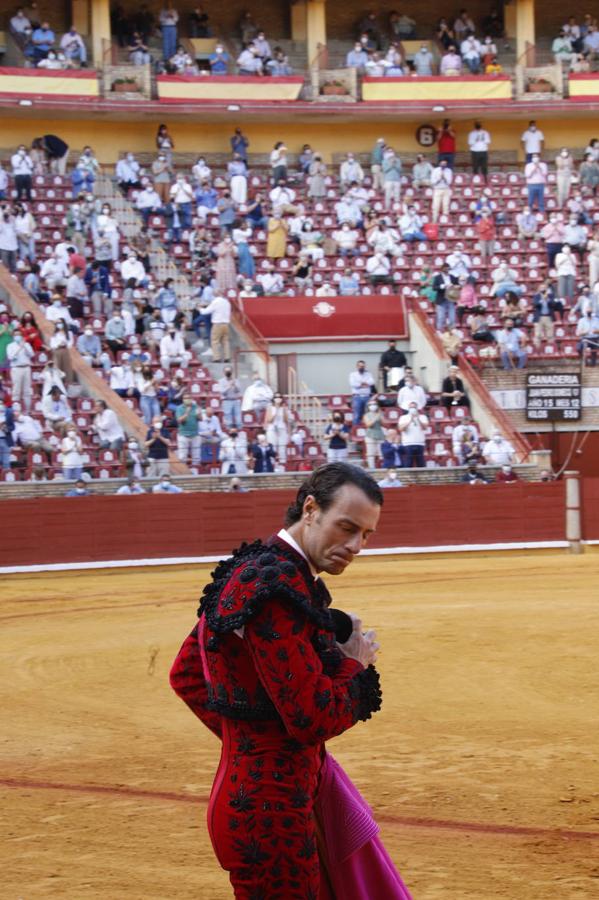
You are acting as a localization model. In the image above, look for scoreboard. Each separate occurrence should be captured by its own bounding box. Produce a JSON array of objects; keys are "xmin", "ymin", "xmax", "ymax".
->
[{"xmin": 526, "ymin": 373, "xmax": 582, "ymax": 421}]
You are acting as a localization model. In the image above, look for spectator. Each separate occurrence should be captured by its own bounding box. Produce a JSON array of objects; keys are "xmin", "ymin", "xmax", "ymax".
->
[
  {"xmin": 60, "ymin": 25, "xmax": 86, "ymax": 64},
  {"xmin": 340, "ymin": 153, "xmax": 364, "ymax": 189},
  {"xmin": 521, "ymin": 121, "xmax": 544, "ymax": 163},
  {"xmin": 555, "ymin": 148, "xmax": 575, "ymax": 207},
  {"xmin": 496, "ymin": 464, "xmax": 519, "ymax": 483},
  {"xmin": 104, "ymin": 309, "xmax": 128, "ymax": 358},
  {"xmin": 41, "ymin": 385, "xmax": 71, "ymax": 433},
  {"xmin": 75, "ymin": 325, "xmax": 102, "ymax": 368},
  {"xmin": 339, "ymin": 268, "xmax": 360, "ymax": 295},
  {"xmin": 65, "ymin": 477, "xmax": 91, "ymax": 496},
  {"xmin": 12, "ymin": 403, "xmax": 51, "ymax": 461},
  {"xmin": 169, "ymin": 174, "xmax": 194, "ymax": 230},
  {"xmin": 431, "ymin": 159, "xmax": 453, "ymax": 222},
  {"xmin": 524, "ymin": 154, "xmax": 548, "ymax": 213},
  {"xmin": 396, "ymin": 205, "xmax": 424, "ymax": 242},
  {"xmin": 307, "ymin": 154, "xmax": 327, "ymax": 200},
  {"xmin": 315, "ymin": 281, "xmax": 336, "ymax": 298},
  {"xmin": 397, "ymin": 372, "xmax": 427, "ymax": 412},
  {"xmin": 0, "ymin": 207, "xmax": 18, "ymax": 272},
  {"xmin": 160, "ymin": 325, "xmax": 190, "ymax": 370},
  {"xmin": 7, "ymin": 330, "xmax": 34, "ymax": 412},
  {"xmin": 440, "ymin": 45, "xmax": 462, "ymax": 75},
  {"xmin": 242, "ymin": 372, "xmax": 273, "ymax": 415},
  {"xmin": 269, "ymin": 142, "xmax": 288, "ymax": 184},
  {"xmin": 14, "ymin": 202, "xmax": 36, "ymax": 265},
  {"xmin": 380, "ymin": 427, "xmax": 403, "ymax": 468},
  {"xmin": 264, "ymin": 392, "xmax": 292, "ymax": 464},
  {"xmin": 370, "ymin": 137, "xmax": 386, "ymax": 192},
  {"xmin": 349, "ymin": 360, "xmax": 375, "ymax": 425},
  {"xmin": 246, "ymin": 192, "xmax": 268, "ymax": 231},
  {"xmin": 446, "ymin": 243, "xmax": 472, "ymax": 279},
  {"xmin": 324, "ymin": 411, "xmax": 350, "ymax": 462},
  {"xmin": 19, "ymin": 312, "xmax": 42, "ymax": 353},
  {"xmin": 476, "ymin": 208, "xmax": 496, "ymax": 265},
  {"xmin": 269, "ymin": 179, "xmax": 296, "ymax": 212},
  {"xmin": 49, "ymin": 321, "xmax": 74, "ymax": 386},
  {"xmin": 332, "ymin": 222, "xmax": 359, "ymax": 256},
  {"xmin": 159, "ymin": 3, "xmax": 179, "ymax": 61},
  {"xmin": 256, "ymin": 262, "xmax": 284, "ymax": 296},
  {"xmin": 251, "ymin": 431, "xmax": 277, "ymax": 473},
  {"xmin": 366, "ymin": 251, "xmax": 392, "ymax": 286},
  {"xmin": 346, "ymin": 40, "xmax": 369, "ymax": 69},
  {"xmin": 576, "ymin": 308, "xmax": 599, "ymax": 365},
  {"xmin": 461, "ymin": 462, "xmax": 489, "ymax": 484},
  {"xmin": 93, "ymin": 400, "xmax": 125, "ymax": 451},
  {"xmin": 491, "ymin": 261, "xmax": 523, "ymax": 298},
  {"xmin": 61, "ymin": 427, "xmax": 83, "ymax": 479},
  {"xmin": 136, "ymin": 183, "xmax": 162, "ymax": 227},
  {"xmin": 11, "ymin": 145, "xmax": 34, "ymax": 202},
  {"xmin": 540, "ymin": 214, "xmax": 565, "ymax": 267},
  {"xmin": 200, "ymin": 293, "xmax": 231, "ymax": 362},
  {"xmin": 379, "ymin": 338, "xmax": 407, "ymax": 390},
  {"xmin": 441, "ymin": 365, "xmax": 470, "ymax": 411},
  {"xmin": 153, "ymin": 473, "xmax": 183, "ymax": 493},
  {"xmin": 362, "ymin": 399, "xmax": 384, "ymax": 468},
  {"xmin": 230, "ymin": 128, "xmax": 249, "ymax": 162},
  {"xmin": 382, "ymin": 148, "xmax": 402, "ymax": 210},
  {"xmin": 413, "ymin": 43, "xmax": 434, "ymax": 75},
  {"xmin": 579, "ymin": 152, "xmax": 599, "ymax": 193},
  {"xmin": 461, "ymin": 33, "xmax": 482, "ymax": 73},
  {"xmin": 217, "ymin": 365, "xmax": 242, "ymax": 429},
  {"xmin": 433, "ymin": 263, "xmax": 459, "ymax": 330},
  {"xmin": 97, "ymin": 203, "xmax": 121, "ymax": 260},
  {"xmin": 378, "ymin": 468, "xmax": 403, "ymax": 487},
  {"xmin": 412, "ymin": 154, "xmax": 433, "ymax": 189},
  {"xmin": 145, "ymin": 415, "xmax": 171, "ymax": 477},
  {"xmin": 554, "ymin": 244, "xmax": 577, "ymax": 301},
  {"xmin": 532, "ymin": 283, "xmax": 559, "ymax": 347},
  {"xmin": 452, "ymin": 416, "xmax": 480, "ymax": 464},
  {"xmin": 267, "ymin": 46, "xmax": 292, "ymax": 76},
  {"xmin": 497, "ymin": 318, "xmax": 527, "ymax": 369},
  {"xmin": 266, "ymin": 212, "xmax": 288, "ymax": 260},
  {"xmin": 29, "ymin": 20, "xmax": 55, "ymax": 63},
  {"xmin": 220, "ymin": 426, "xmax": 248, "ymax": 475},
  {"xmin": 483, "ymin": 430, "xmax": 515, "ymax": 467},
  {"xmin": 117, "ymin": 476, "xmax": 145, "ymax": 494},
  {"xmin": 516, "ymin": 205, "xmax": 538, "ymax": 240},
  {"xmin": 563, "ymin": 215, "xmax": 588, "ymax": 262},
  {"xmin": 237, "ymin": 43, "xmax": 263, "ymax": 74},
  {"xmin": 128, "ymin": 31, "xmax": 151, "ymax": 65},
  {"xmin": 468, "ymin": 121, "xmax": 491, "ymax": 181},
  {"xmin": 174, "ymin": 393, "xmax": 199, "ymax": 464},
  {"xmin": 398, "ymin": 402, "xmax": 428, "ymax": 468},
  {"xmin": 552, "ymin": 29, "xmax": 574, "ymax": 65}
]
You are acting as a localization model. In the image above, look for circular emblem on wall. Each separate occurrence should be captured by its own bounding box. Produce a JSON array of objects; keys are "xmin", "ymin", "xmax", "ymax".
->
[
  {"xmin": 312, "ymin": 301, "xmax": 336, "ymax": 318},
  {"xmin": 416, "ymin": 124, "xmax": 437, "ymax": 147}
]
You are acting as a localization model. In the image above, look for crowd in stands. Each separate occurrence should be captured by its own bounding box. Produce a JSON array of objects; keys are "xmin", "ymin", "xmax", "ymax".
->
[{"xmin": 6, "ymin": 111, "xmax": 597, "ymax": 487}]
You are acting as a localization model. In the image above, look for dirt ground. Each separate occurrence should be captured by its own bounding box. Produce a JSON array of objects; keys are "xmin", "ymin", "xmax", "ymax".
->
[{"xmin": 1, "ymin": 551, "xmax": 598, "ymax": 900}]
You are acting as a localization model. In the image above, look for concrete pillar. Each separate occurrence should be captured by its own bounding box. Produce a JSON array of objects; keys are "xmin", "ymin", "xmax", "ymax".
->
[
  {"xmin": 564, "ymin": 470, "xmax": 582, "ymax": 554},
  {"xmin": 71, "ymin": 0, "xmax": 89, "ymax": 35},
  {"xmin": 91, "ymin": 0, "xmax": 111, "ymax": 67},
  {"xmin": 307, "ymin": 0, "xmax": 326, "ymax": 69},
  {"xmin": 291, "ymin": 0, "xmax": 307, "ymax": 41},
  {"xmin": 516, "ymin": 0, "xmax": 536, "ymax": 64}
]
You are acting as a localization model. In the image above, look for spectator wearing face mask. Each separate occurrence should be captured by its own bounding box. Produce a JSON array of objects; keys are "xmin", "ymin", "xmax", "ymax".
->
[
  {"xmin": 65, "ymin": 477, "xmax": 91, "ymax": 496},
  {"xmin": 116, "ymin": 152, "xmax": 142, "ymax": 195},
  {"xmin": 160, "ymin": 326, "xmax": 190, "ymax": 370},
  {"xmin": 117, "ymin": 477, "xmax": 145, "ymax": 494},
  {"xmin": 483, "ymin": 431, "xmax": 515, "ymax": 467},
  {"xmin": 11, "ymin": 145, "xmax": 34, "ymax": 201},
  {"xmin": 60, "ymin": 25, "xmax": 86, "ymax": 64},
  {"xmin": 497, "ymin": 318, "xmax": 527, "ymax": 370},
  {"xmin": 555, "ymin": 148, "xmax": 575, "ymax": 208},
  {"xmin": 349, "ymin": 360, "xmax": 375, "ymax": 425},
  {"xmin": 521, "ymin": 121, "xmax": 544, "ymax": 163},
  {"xmin": 145, "ymin": 415, "xmax": 171, "ymax": 478},
  {"xmin": 93, "ymin": 400, "xmax": 125, "ymax": 451},
  {"xmin": 251, "ymin": 431, "xmax": 277, "ymax": 473},
  {"xmin": 152, "ymin": 153, "xmax": 172, "ymax": 204},
  {"xmin": 76, "ymin": 325, "xmax": 103, "ymax": 367},
  {"xmin": 220, "ymin": 426, "xmax": 249, "ymax": 475},
  {"xmin": 152, "ymin": 473, "xmax": 183, "ymax": 493},
  {"xmin": 7, "ymin": 329, "xmax": 34, "ymax": 411},
  {"xmin": 378, "ymin": 468, "xmax": 403, "ymax": 488},
  {"xmin": 264, "ymin": 392, "xmax": 292, "ymax": 464},
  {"xmin": 362, "ymin": 399, "xmax": 384, "ymax": 469},
  {"xmin": 398, "ymin": 402, "xmax": 428, "ymax": 468},
  {"xmin": 175, "ymin": 393, "xmax": 200, "ymax": 464},
  {"xmin": 217, "ymin": 366, "xmax": 243, "ymax": 429},
  {"xmin": 325, "ymin": 411, "xmax": 350, "ymax": 462},
  {"xmin": 61, "ymin": 427, "xmax": 84, "ymax": 480}
]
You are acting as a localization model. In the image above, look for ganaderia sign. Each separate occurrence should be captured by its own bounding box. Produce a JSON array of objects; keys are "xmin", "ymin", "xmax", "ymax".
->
[{"xmin": 525, "ymin": 373, "xmax": 582, "ymax": 422}]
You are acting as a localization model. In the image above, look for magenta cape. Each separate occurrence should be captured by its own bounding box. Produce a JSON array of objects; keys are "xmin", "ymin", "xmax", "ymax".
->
[{"xmin": 314, "ymin": 752, "xmax": 413, "ymax": 899}]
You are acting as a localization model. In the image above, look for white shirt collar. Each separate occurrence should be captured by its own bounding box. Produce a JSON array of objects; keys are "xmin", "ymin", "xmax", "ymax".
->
[{"xmin": 277, "ymin": 527, "xmax": 318, "ymax": 578}]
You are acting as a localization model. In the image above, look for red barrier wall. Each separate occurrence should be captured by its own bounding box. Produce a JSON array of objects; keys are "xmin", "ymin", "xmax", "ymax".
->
[
  {"xmin": 582, "ymin": 478, "xmax": 599, "ymax": 540},
  {"xmin": 0, "ymin": 483, "xmax": 566, "ymax": 567}
]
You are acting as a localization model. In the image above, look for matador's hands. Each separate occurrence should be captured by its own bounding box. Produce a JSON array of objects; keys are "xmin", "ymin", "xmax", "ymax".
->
[{"xmin": 336, "ymin": 615, "xmax": 379, "ymax": 667}]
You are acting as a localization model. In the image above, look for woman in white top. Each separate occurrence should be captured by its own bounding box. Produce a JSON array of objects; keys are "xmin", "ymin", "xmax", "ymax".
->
[
  {"xmin": 97, "ymin": 202, "xmax": 120, "ymax": 260},
  {"xmin": 49, "ymin": 320, "xmax": 74, "ymax": 385},
  {"xmin": 270, "ymin": 142, "xmax": 287, "ymax": 184},
  {"xmin": 555, "ymin": 148, "xmax": 575, "ymax": 208},
  {"xmin": 264, "ymin": 392, "xmax": 293, "ymax": 464},
  {"xmin": 42, "ymin": 361, "xmax": 67, "ymax": 397},
  {"xmin": 137, "ymin": 364, "xmax": 161, "ymax": 425},
  {"xmin": 192, "ymin": 156, "xmax": 212, "ymax": 184},
  {"xmin": 14, "ymin": 202, "xmax": 36, "ymax": 263},
  {"xmin": 61, "ymin": 427, "xmax": 84, "ymax": 479},
  {"xmin": 554, "ymin": 243, "xmax": 577, "ymax": 300}
]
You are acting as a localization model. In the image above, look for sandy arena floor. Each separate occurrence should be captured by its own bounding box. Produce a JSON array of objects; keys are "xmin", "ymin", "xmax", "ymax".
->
[{"xmin": 1, "ymin": 551, "xmax": 598, "ymax": 900}]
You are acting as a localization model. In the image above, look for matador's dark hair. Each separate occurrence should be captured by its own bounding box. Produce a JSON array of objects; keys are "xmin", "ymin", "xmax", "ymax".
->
[{"xmin": 284, "ymin": 462, "xmax": 383, "ymax": 526}]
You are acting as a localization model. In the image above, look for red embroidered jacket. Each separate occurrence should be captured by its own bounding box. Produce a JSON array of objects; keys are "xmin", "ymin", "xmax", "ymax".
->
[{"xmin": 170, "ymin": 537, "xmax": 382, "ymax": 746}]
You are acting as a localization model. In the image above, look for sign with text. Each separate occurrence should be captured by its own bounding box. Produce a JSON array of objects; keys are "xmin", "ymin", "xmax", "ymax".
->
[{"xmin": 526, "ymin": 373, "xmax": 582, "ymax": 421}]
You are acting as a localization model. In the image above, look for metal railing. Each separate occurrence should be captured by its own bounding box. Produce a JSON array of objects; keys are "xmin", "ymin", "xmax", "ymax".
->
[{"xmin": 287, "ymin": 366, "xmax": 325, "ymax": 442}]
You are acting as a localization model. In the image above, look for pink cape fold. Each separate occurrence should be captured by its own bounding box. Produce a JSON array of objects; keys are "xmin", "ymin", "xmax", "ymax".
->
[{"xmin": 315, "ymin": 752, "xmax": 413, "ymax": 899}]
